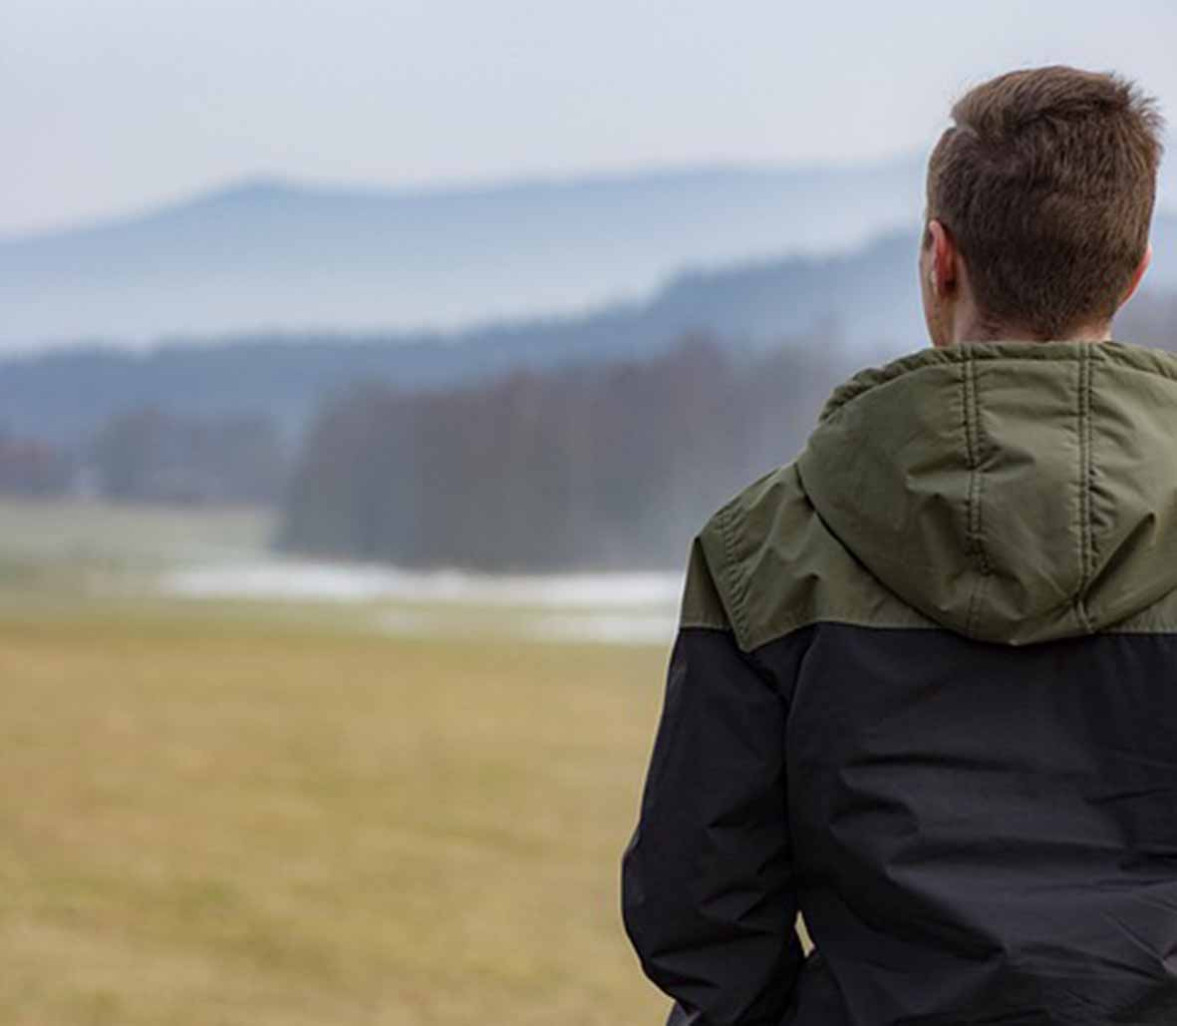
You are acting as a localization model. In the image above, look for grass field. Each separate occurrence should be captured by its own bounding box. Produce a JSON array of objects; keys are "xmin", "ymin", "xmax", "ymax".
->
[
  {"xmin": 0, "ymin": 500, "xmax": 679, "ymax": 1025},
  {"xmin": 0, "ymin": 612, "xmax": 671, "ymax": 1025}
]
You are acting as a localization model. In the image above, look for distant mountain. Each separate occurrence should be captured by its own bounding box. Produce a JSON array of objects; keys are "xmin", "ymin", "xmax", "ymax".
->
[
  {"xmin": 0, "ymin": 159, "xmax": 932, "ymax": 349},
  {"xmin": 0, "ymin": 229, "xmax": 919, "ymax": 443},
  {"xmin": 6, "ymin": 214, "xmax": 1177, "ymax": 446}
]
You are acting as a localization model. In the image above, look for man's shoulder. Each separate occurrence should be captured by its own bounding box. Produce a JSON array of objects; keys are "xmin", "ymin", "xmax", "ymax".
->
[{"xmin": 688, "ymin": 461, "xmax": 933, "ymax": 653}]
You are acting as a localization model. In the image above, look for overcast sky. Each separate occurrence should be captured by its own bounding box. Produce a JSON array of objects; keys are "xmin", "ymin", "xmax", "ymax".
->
[{"xmin": 4, "ymin": 0, "xmax": 1177, "ymax": 236}]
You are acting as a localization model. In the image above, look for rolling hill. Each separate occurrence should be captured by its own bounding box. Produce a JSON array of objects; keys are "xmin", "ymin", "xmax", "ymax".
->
[
  {"xmin": 0, "ymin": 229, "xmax": 919, "ymax": 443},
  {"xmin": 7, "ymin": 214, "xmax": 1177, "ymax": 447},
  {"xmin": 0, "ymin": 158, "xmax": 929, "ymax": 349}
]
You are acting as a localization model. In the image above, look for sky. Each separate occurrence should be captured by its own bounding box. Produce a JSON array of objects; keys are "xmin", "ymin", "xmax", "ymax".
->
[{"xmin": 4, "ymin": 0, "xmax": 1177, "ymax": 236}]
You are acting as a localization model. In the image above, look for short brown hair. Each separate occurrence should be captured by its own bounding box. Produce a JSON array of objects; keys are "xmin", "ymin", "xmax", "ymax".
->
[{"xmin": 926, "ymin": 66, "xmax": 1164, "ymax": 338}]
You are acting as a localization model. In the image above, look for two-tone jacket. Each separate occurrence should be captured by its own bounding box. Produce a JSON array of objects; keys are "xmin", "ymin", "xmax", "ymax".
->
[{"xmin": 622, "ymin": 340, "xmax": 1177, "ymax": 1025}]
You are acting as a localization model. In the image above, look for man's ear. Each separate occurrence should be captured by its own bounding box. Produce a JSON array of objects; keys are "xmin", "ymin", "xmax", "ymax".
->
[
  {"xmin": 927, "ymin": 219, "xmax": 958, "ymax": 298},
  {"xmin": 1121, "ymin": 243, "xmax": 1152, "ymax": 307}
]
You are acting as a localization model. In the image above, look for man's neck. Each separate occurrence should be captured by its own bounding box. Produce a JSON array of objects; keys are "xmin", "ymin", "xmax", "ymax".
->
[{"xmin": 951, "ymin": 314, "xmax": 1113, "ymax": 345}]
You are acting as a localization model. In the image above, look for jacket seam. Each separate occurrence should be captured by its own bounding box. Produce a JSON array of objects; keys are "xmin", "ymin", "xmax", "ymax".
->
[
  {"xmin": 1074, "ymin": 347, "xmax": 1095, "ymax": 633},
  {"xmin": 716, "ymin": 501, "xmax": 754, "ymax": 651},
  {"xmin": 674, "ymin": 623, "xmax": 731, "ymax": 635},
  {"xmin": 744, "ymin": 610, "xmax": 939, "ymax": 652},
  {"xmin": 678, "ymin": 611, "xmax": 733, "ymax": 631},
  {"xmin": 961, "ymin": 349, "xmax": 991, "ymax": 636}
]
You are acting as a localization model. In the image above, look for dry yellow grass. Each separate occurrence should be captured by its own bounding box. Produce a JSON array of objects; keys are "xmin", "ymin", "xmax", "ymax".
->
[{"xmin": 0, "ymin": 614, "xmax": 671, "ymax": 1025}]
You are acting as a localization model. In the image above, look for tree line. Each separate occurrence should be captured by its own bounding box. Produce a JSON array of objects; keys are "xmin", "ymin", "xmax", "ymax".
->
[
  {"xmin": 277, "ymin": 288, "xmax": 1177, "ymax": 572},
  {"xmin": 6, "ymin": 285, "xmax": 1177, "ymax": 573},
  {"xmin": 277, "ymin": 333, "xmax": 850, "ymax": 570},
  {"xmin": 0, "ymin": 410, "xmax": 287, "ymax": 506}
]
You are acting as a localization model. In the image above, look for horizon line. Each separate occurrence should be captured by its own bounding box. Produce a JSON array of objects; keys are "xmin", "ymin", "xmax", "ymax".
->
[{"xmin": 0, "ymin": 149, "xmax": 926, "ymax": 245}]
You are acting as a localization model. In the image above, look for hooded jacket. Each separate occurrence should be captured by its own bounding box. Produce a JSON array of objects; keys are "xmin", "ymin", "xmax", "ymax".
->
[{"xmin": 622, "ymin": 340, "xmax": 1177, "ymax": 1025}]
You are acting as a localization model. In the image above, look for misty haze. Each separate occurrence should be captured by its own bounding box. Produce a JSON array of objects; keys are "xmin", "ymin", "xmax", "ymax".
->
[{"xmin": 6, "ymin": 3, "xmax": 1177, "ymax": 1022}]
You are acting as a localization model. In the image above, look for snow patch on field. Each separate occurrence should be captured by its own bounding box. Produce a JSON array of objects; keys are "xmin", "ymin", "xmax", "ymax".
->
[
  {"xmin": 161, "ymin": 559, "xmax": 682, "ymax": 645},
  {"xmin": 164, "ymin": 560, "xmax": 681, "ymax": 607}
]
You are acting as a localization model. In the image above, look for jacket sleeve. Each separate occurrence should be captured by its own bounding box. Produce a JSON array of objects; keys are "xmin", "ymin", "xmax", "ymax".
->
[{"xmin": 621, "ymin": 530, "xmax": 803, "ymax": 1025}]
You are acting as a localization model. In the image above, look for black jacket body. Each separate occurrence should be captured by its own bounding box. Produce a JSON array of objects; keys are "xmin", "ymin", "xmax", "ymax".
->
[{"xmin": 622, "ymin": 343, "xmax": 1177, "ymax": 1025}]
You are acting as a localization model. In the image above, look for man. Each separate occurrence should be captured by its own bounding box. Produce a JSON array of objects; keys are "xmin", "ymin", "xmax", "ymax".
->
[{"xmin": 621, "ymin": 66, "xmax": 1176, "ymax": 1025}]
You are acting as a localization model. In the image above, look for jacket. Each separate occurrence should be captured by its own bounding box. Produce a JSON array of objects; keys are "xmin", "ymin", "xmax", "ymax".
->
[{"xmin": 622, "ymin": 340, "xmax": 1177, "ymax": 1025}]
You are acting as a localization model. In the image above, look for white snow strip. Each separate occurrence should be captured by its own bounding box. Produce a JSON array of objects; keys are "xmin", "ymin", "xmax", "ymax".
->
[{"xmin": 162, "ymin": 559, "xmax": 683, "ymax": 610}]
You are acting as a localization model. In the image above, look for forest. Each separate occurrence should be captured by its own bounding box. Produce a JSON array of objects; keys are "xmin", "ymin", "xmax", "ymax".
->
[
  {"xmin": 6, "ymin": 268, "xmax": 1177, "ymax": 572},
  {"xmin": 276, "ymin": 289, "xmax": 1177, "ymax": 570}
]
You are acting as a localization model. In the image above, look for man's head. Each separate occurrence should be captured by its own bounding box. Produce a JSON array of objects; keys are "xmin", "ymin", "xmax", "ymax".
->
[{"xmin": 920, "ymin": 65, "xmax": 1164, "ymax": 347}]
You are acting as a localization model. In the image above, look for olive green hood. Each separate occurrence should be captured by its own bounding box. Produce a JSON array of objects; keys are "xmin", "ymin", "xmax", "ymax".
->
[{"xmin": 796, "ymin": 341, "xmax": 1177, "ymax": 645}]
